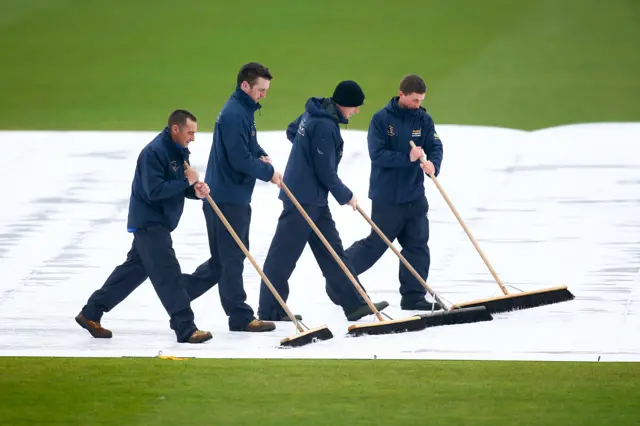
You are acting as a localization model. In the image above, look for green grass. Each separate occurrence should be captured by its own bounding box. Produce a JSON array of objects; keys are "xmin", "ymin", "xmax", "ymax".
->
[
  {"xmin": 0, "ymin": 358, "xmax": 638, "ymax": 425},
  {"xmin": 1, "ymin": 0, "xmax": 639, "ymax": 131}
]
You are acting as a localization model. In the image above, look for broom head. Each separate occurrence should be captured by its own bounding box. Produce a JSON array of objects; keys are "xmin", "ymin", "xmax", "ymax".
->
[
  {"xmin": 280, "ymin": 325, "xmax": 334, "ymax": 348},
  {"xmin": 417, "ymin": 305, "xmax": 493, "ymax": 327},
  {"xmin": 347, "ymin": 315, "xmax": 426, "ymax": 337},
  {"xmin": 451, "ymin": 285, "xmax": 575, "ymax": 314}
]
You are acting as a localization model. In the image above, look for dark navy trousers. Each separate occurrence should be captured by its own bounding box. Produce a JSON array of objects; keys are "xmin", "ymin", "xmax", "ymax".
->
[
  {"xmin": 81, "ymin": 224, "xmax": 201, "ymax": 343},
  {"xmin": 345, "ymin": 196, "xmax": 430, "ymax": 304},
  {"xmin": 257, "ymin": 203, "xmax": 366, "ymax": 321},
  {"xmin": 180, "ymin": 202, "xmax": 256, "ymax": 329}
]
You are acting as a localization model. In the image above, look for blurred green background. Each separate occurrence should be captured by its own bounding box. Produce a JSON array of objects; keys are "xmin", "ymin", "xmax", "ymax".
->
[{"xmin": 1, "ymin": 0, "xmax": 639, "ymax": 131}]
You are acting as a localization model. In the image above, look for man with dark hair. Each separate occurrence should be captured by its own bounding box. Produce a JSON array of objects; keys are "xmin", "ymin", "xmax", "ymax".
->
[
  {"xmin": 168, "ymin": 109, "xmax": 197, "ymax": 128},
  {"xmin": 399, "ymin": 74, "xmax": 427, "ymax": 95},
  {"xmin": 75, "ymin": 109, "xmax": 213, "ymax": 344},
  {"xmin": 182, "ymin": 62, "xmax": 280, "ymax": 332},
  {"xmin": 256, "ymin": 80, "xmax": 390, "ymax": 322},
  {"xmin": 329, "ymin": 74, "xmax": 444, "ymax": 311},
  {"xmin": 236, "ymin": 62, "xmax": 273, "ymax": 88}
]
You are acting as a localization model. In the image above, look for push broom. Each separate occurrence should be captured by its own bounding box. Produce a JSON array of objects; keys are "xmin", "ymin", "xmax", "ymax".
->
[
  {"xmin": 355, "ymin": 205, "xmax": 493, "ymax": 327},
  {"xmin": 185, "ymin": 162, "xmax": 333, "ymax": 347},
  {"xmin": 280, "ymin": 182, "xmax": 426, "ymax": 337},
  {"xmin": 409, "ymin": 142, "xmax": 575, "ymax": 314}
]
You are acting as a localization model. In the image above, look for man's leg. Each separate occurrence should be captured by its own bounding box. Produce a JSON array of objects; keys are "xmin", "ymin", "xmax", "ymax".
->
[
  {"xmin": 214, "ymin": 203, "xmax": 271, "ymax": 331},
  {"xmin": 309, "ymin": 206, "xmax": 389, "ymax": 321},
  {"xmin": 324, "ymin": 201, "xmax": 405, "ymax": 302},
  {"xmin": 134, "ymin": 225, "xmax": 210, "ymax": 343},
  {"xmin": 76, "ymin": 240, "xmax": 148, "ymax": 338},
  {"xmin": 397, "ymin": 196, "xmax": 435, "ymax": 310},
  {"xmin": 345, "ymin": 201, "xmax": 405, "ymax": 275},
  {"xmin": 180, "ymin": 202, "xmax": 222, "ymax": 301},
  {"xmin": 257, "ymin": 203, "xmax": 314, "ymax": 321}
]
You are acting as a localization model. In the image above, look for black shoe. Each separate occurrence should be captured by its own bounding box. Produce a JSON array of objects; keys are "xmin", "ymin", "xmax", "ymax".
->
[
  {"xmin": 275, "ymin": 314, "xmax": 303, "ymax": 322},
  {"xmin": 346, "ymin": 301, "xmax": 389, "ymax": 321},
  {"xmin": 401, "ymin": 299, "xmax": 443, "ymax": 311},
  {"xmin": 258, "ymin": 313, "xmax": 302, "ymax": 322}
]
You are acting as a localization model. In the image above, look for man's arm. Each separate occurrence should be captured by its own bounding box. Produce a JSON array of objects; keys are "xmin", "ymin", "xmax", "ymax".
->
[
  {"xmin": 285, "ymin": 114, "xmax": 303, "ymax": 143},
  {"xmin": 219, "ymin": 113, "xmax": 274, "ymax": 182},
  {"xmin": 424, "ymin": 117, "xmax": 443, "ymax": 177},
  {"xmin": 140, "ymin": 149, "xmax": 191, "ymax": 201},
  {"xmin": 184, "ymin": 160, "xmax": 199, "ymax": 199},
  {"xmin": 256, "ymin": 139, "xmax": 268, "ymax": 158},
  {"xmin": 311, "ymin": 128, "xmax": 353, "ymax": 205},
  {"xmin": 255, "ymin": 139, "xmax": 270, "ymax": 163},
  {"xmin": 368, "ymin": 115, "xmax": 414, "ymax": 168},
  {"xmin": 185, "ymin": 185, "xmax": 199, "ymax": 200}
]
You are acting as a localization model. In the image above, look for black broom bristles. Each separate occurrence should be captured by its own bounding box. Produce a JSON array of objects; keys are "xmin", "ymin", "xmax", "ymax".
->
[
  {"xmin": 417, "ymin": 306, "xmax": 493, "ymax": 327},
  {"xmin": 280, "ymin": 326, "xmax": 334, "ymax": 348},
  {"xmin": 347, "ymin": 316, "xmax": 426, "ymax": 337},
  {"xmin": 452, "ymin": 287, "xmax": 575, "ymax": 314}
]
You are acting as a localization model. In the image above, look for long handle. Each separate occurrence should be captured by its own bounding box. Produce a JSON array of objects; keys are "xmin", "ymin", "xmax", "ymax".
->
[
  {"xmin": 280, "ymin": 183, "xmax": 385, "ymax": 321},
  {"xmin": 410, "ymin": 142, "xmax": 509, "ymax": 296},
  {"xmin": 355, "ymin": 205, "xmax": 450, "ymax": 310},
  {"xmin": 184, "ymin": 162, "xmax": 305, "ymax": 331}
]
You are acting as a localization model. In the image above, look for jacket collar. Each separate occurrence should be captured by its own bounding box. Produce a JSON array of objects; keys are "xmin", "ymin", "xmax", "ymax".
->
[
  {"xmin": 162, "ymin": 127, "xmax": 190, "ymax": 157},
  {"xmin": 322, "ymin": 98, "xmax": 348, "ymax": 125},
  {"xmin": 233, "ymin": 86, "xmax": 262, "ymax": 113},
  {"xmin": 387, "ymin": 96, "xmax": 424, "ymax": 117}
]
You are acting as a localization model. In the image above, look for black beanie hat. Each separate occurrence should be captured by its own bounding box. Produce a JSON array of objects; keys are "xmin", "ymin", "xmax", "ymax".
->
[{"xmin": 331, "ymin": 80, "xmax": 365, "ymax": 107}]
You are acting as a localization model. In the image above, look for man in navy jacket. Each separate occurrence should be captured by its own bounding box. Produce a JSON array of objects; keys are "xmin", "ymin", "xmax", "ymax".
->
[
  {"xmin": 337, "ymin": 74, "xmax": 444, "ymax": 311},
  {"xmin": 183, "ymin": 63, "xmax": 281, "ymax": 332},
  {"xmin": 257, "ymin": 80, "xmax": 389, "ymax": 322},
  {"xmin": 75, "ymin": 110, "xmax": 213, "ymax": 344}
]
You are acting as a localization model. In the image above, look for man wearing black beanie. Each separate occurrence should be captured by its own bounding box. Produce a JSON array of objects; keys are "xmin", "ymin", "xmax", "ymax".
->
[
  {"xmin": 336, "ymin": 74, "xmax": 444, "ymax": 311},
  {"xmin": 330, "ymin": 80, "xmax": 366, "ymax": 109},
  {"xmin": 257, "ymin": 80, "xmax": 390, "ymax": 322}
]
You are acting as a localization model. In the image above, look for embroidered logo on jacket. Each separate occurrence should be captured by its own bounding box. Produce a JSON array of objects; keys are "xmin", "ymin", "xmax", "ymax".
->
[
  {"xmin": 297, "ymin": 116, "xmax": 307, "ymax": 136},
  {"xmin": 170, "ymin": 161, "xmax": 178, "ymax": 172},
  {"xmin": 412, "ymin": 129, "xmax": 422, "ymax": 138},
  {"xmin": 387, "ymin": 125, "xmax": 395, "ymax": 136}
]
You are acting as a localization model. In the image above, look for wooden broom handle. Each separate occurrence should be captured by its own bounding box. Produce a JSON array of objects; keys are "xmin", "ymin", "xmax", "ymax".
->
[
  {"xmin": 355, "ymin": 205, "xmax": 449, "ymax": 310},
  {"xmin": 184, "ymin": 162, "xmax": 305, "ymax": 331},
  {"xmin": 410, "ymin": 142, "xmax": 509, "ymax": 295},
  {"xmin": 280, "ymin": 183, "xmax": 385, "ymax": 321}
]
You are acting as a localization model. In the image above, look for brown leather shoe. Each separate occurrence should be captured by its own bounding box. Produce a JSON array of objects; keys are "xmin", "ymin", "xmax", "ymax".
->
[
  {"xmin": 188, "ymin": 330, "xmax": 213, "ymax": 343},
  {"xmin": 75, "ymin": 313, "xmax": 112, "ymax": 338},
  {"xmin": 230, "ymin": 319, "xmax": 276, "ymax": 332}
]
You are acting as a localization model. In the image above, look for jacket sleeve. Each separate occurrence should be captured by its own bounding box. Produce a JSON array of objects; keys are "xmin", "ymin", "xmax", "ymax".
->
[
  {"xmin": 219, "ymin": 113, "xmax": 274, "ymax": 182},
  {"xmin": 185, "ymin": 185, "xmax": 199, "ymax": 200},
  {"xmin": 424, "ymin": 117, "xmax": 444, "ymax": 177},
  {"xmin": 286, "ymin": 114, "xmax": 303, "ymax": 143},
  {"xmin": 311, "ymin": 127, "xmax": 353, "ymax": 205},
  {"xmin": 368, "ymin": 114, "xmax": 415, "ymax": 168},
  {"xmin": 256, "ymin": 141, "xmax": 268, "ymax": 158},
  {"xmin": 184, "ymin": 159, "xmax": 201, "ymax": 199},
  {"xmin": 140, "ymin": 149, "xmax": 191, "ymax": 201}
]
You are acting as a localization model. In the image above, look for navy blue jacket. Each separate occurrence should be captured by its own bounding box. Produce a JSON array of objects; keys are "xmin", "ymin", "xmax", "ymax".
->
[
  {"xmin": 205, "ymin": 87, "xmax": 274, "ymax": 205},
  {"xmin": 280, "ymin": 97, "xmax": 353, "ymax": 207},
  {"xmin": 367, "ymin": 97, "xmax": 444, "ymax": 204},
  {"xmin": 127, "ymin": 127, "xmax": 199, "ymax": 232}
]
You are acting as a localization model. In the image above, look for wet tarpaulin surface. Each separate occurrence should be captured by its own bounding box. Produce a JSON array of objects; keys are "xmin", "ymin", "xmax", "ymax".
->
[{"xmin": 0, "ymin": 123, "xmax": 638, "ymax": 361}]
